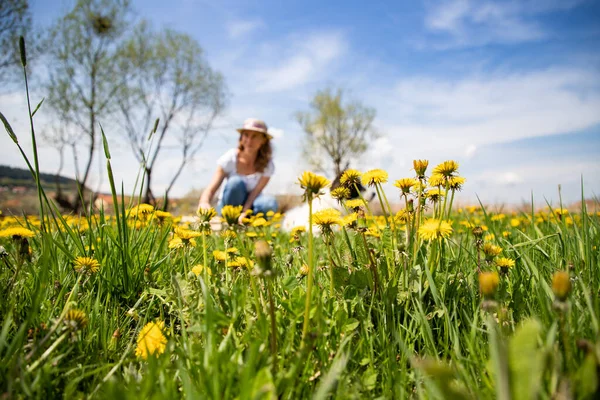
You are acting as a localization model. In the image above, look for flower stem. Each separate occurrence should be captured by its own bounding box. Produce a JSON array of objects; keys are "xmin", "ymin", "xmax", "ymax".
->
[{"xmin": 301, "ymin": 194, "xmax": 314, "ymax": 344}]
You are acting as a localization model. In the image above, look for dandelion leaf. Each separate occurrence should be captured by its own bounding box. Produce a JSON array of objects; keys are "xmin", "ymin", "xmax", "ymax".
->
[{"xmin": 508, "ymin": 319, "xmax": 544, "ymax": 400}]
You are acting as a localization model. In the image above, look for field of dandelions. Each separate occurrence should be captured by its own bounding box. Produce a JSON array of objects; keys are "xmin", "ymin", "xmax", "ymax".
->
[
  {"xmin": 1, "ymin": 155, "xmax": 599, "ymax": 398},
  {"xmin": 1, "ymin": 42, "xmax": 600, "ymax": 399}
]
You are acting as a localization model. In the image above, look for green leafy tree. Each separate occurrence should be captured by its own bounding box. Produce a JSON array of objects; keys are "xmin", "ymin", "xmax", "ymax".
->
[
  {"xmin": 44, "ymin": 0, "xmax": 132, "ymax": 211},
  {"xmin": 296, "ymin": 87, "xmax": 378, "ymax": 177},
  {"xmin": 115, "ymin": 21, "xmax": 227, "ymax": 208}
]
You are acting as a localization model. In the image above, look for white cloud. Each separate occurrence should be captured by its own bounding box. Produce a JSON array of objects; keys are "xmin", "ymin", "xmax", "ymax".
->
[
  {"xmin": 370, "ymin": 67, "xmax": 600, "ymax": 157},
  {"xmin": 422, "ymin": 0, "xmax": 585, "ymax": 47},
  {"xmin": 226, "ymin": 19, "xmax": 264, "ymax": 39},
  {"xmin": 465, "ymin": 144, "xmax": 477, "ymax": 158},
  {"xmin": 251, "ymin": 32, "xmax": 346, "ymax": 93}
]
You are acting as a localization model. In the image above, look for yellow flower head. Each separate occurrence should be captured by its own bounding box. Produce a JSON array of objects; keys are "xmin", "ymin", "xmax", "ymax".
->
[
  {"xmin": 213, "ymin": 250, "xmax": 227, "ymax": 262},
  {"xmin": 313, "ymin": 208, "xmax": 342, "ymax": 228},
  {"xmin": 152, "ymin": 210, "xmax": 173, "ymax": 225},
  {"xmin": 129, "ymin": 204, "xmax": 155, "ymax": 219},
  {"xmin": 495, "ymin": 257, "xmax": 515, "ymax": 270},
  {"xmin": 551, "ymin": 271, "xmax": 571, "ymax": 301},
  {"xmin": 394, "ymin": 209, "xmax": 409, "ymax": 224},
  {"xmin": 418, "ymin": 219, "xmax": 453, "ymax": 241},
  {"xmin": 428, "ymin": 173, "xmax": 446, "ymax": 187},
  {"xmin": 482, "ymin": 243, "xmax": 502, "ymax": 258},
  {"xmin": 448, "ymin": 176, "xmax": 466, "ymax": 190},
  {"xmin": 252, "ymin": 217, "xmax": 267, "ymax": 228},
  {"xmin": 394, "ymin": 178, "xmax": 417, "ymax": 194},
  {"xmin": 291, "ymin": 226, "xmax": 306, "ymax": 238},
  {"xmin": 361, "ymin": 169, "xmax": 388, "ymax": 186},
  {"xmin": 64, "ymin": 309, "xmax": 88, "ymax": 331},
  {"xmin": 339, "ymin": 169, "xmax": 362, "ymax": 188},
  {"xmin": 510, "ymin": 218, "xmax": 521, "ymax": 228},
  {"xmin": 426, "ymin": 188, "xmax": 445, "ymax": 202},
  {"xmin": 331, "ymin": 187, "xmax": 351, "ymax": 202},
  {"xmin": 191, "ymin": 264, "xmax": 212, "ymax": 276},
  {"xmin": 221, "ymin": 205, "xmax": 243, "ymax": 226},
  {"xmin": 413, "ymin": 159, "xmax": 429, "ymax": 178},
  {"xmin": 432, "ymin": 160, "xmax": 459, "ymax": 177},
  {"xmin": 342, "ymin": 213, "xmax": 358, "ymax": 227},
  {"xmin": 0, "ymin": 227, "xmax": 35, "ymax": 239},
  {"xmin": 174, "ymin": 227, "xmax": 202, "ymax": 240},
  {"xmin": 135, "ymin": 321, "xmax": 167, "ymax": 359},
  {"xmin": 73, "ymin": 256, "xmax": 101, "ymax": 274},
  {"xmin": 298, "ymin": 171, "xmax": 330, "ymax": 199},
  {"xmin": 479, "ymin": 272, "xmax": 500, "ymax": 297},
  {"xmin": 197, "ymin": 207, "xmax": 217, "ymax": 222},
  {"xmin": 345, "ymin": 198, "xmax": 365, "ymax": 210}
]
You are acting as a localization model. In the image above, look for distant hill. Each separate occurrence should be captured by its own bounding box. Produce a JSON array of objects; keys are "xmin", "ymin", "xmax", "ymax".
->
[{"xmin": 0, "ymin": 165, "xmax": 79, "ymax": 189}]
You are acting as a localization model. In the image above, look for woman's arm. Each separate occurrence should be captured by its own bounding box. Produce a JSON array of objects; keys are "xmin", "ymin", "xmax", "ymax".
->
[
  {"xmin": 198, "ymin": 167, "xmax": 226, "ymax": 210},
  {"xmin": 241, "ymin": 175, "xmax": 271, "ymax": 215}
]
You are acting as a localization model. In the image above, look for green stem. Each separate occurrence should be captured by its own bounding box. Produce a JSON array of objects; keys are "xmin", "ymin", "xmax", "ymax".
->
[
  {"xmin": 267, "ymin": 279, "xmax": 278, "ymax": 375},
  {"xmin": 301, "ymin": 194, "xmax": 314, "ymax": 344}
]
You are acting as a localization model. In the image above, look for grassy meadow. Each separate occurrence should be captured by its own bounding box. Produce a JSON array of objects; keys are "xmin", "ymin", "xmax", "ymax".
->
[
  {"xmin": 1, "ymin": 41, "xmax": 599, "ymax": 400},
  {"xmin": 0, "ymin": 156, "xmax": 599, "ymax": 398}
]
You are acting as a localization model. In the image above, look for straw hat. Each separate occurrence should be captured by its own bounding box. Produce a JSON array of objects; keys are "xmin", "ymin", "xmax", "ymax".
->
[{"xmin": 237, "ymin": 118, "xmax": 273, "ymax": 139}]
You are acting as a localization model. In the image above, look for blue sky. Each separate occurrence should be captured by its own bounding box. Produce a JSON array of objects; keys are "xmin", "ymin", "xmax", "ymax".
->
[{"xmin": 1, "ymin": 0, "xmax": 599, "ymax": 206}]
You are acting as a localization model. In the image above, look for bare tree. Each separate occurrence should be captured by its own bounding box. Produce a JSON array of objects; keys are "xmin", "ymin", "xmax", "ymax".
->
[
  {"xmin": 115, "ymin": 22, "xmax": 227, "ymax": 208},
  {"xmin": 296, "ymin": 87, "xmax": 378, "ymax": 177},
  {"xmin": 0, "ymin": 0, "xmax": 30, "ymax": 86},
  {"xmin": 44, "ymin": 0, "xmax": 132, "ymax": 212}
]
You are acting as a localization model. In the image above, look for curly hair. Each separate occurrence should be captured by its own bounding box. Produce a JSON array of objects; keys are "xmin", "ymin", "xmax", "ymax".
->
[{"xmin": 238, "ymin": 135, "xmax": 272, "ymax": 172}]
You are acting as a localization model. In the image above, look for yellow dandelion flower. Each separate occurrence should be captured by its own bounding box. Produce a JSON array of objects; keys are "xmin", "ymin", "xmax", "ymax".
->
[
  {"xmin": 226, "ymin": 247, "xmax": 239, "ymax": 254},
  {"xmin": 345, "ymin": 198, "xmax": 364, "ymax": 210},
  {"xmin": 479, "ymin": 272, "xmax": 499, "ymax": 297},
  {"xmin": 394, "ymin": 209, "xmax": 409, "ymax": 224},
  {"xmin": 339, "ymin": 169, "xmax": 362, "ymax": 187},
  {"xmin": 191, "ymin": 264, "xmax": 212, "ymax": 276},
  {"xmin": 413, "ymin": 159, "xmax": 429, "ymax": 178},
  {"xmin": 331, "ymin": 187, "xmax": 351, "ymax": 201},
  {"xmin": 428, "ymin": 173, "xmax": 446, "ymax": 187},
  {"xmin": 64, "ymin": 309, "xmax": 88, "ymax": 331},
  {"xmin": 135, "ymin": 321, "xmax": 167, "ymax": 359},
  {"xmin": 213, "ymin": 250, "xmax": 227, "ymax": 262},
  {"xmin": 153, "ymin": 210, "xmax": 172, "ymax": 225},
  {"xmin": 221, "ymin": 229, "xmax": 237, "ymax": 239},
  {"xmin": 394, "ymin": 178, "xmax": 417, "ymax": 194},
  {"xmin": 246, "ymin": 231, "xmax": 258, "ymax": 238},
  {"xmin": 482, "ymin": 243, "xmax": 502, "ymax": 258},
  {"xmin": 432, "ymin": 160, "xmax": 459, "ymax": 177},
  {"xmin": 448, "ymin": 176, "xmax": 466, "ymax": 190},
  {"xmin": 510, "ymin": 218, "xmax": 521, "ymax": 227},
  {"xmin": 298, "ymin": 171, "xmax": 330, "ymax": 198},
  {"xmin": 174, "ymin": 227, "xmax": 201, "ymax": 240},
  {"xmin": 313, "ymin": 208, "xmax": 342, "ymax": 228},
  {"xmin": 129, "ymin": 204, "xmax": 155, "ymax": 219},
  {"xmin": 361, "ymin": 169, "xmax": 388, "ymax": 186},
  {"xmin": 502, "ymin": 231, "xmax": 511, "ymax": 238},
  {"xmin": 197, "ymin": 207, "xmax": 217, "ymax": 222},
  {"xmin": 73, "ymin": 256, "xmax": 101, "ymax": 274},
  {"xmin": 551, "ymin": 271, "xmax": 571, "ymax": 301},
  {"xmin": 341, "ymin": 213, "xmax": 358, "ymax": 227},
  {"xmin": 495, "ymin": 257, "xmax": 515, "ymax": 270},
  {"xmin": 426, "ymin": 188, "xmax": 445, "ymax": 202},
  {"xmin": 252, "ymin": 217, "xmax": 267, "ymax": 227},
  {"xmin": 418, "ymin": 219, "xmax": 453, "ymax": 241},
  {"xmin": 291, "ymin": 226, "xmax": 306, "ymax": 236},
  {"xmin": 484, "ymin": 233, "xmax": 495, "ymax": 242},
  {"xmin": 221, "ymin": 205, "xmax": 243, "ymax": 226},
  {"xmin": 0, "ymin": 227, "xmax": 35, "ymax": 239}
]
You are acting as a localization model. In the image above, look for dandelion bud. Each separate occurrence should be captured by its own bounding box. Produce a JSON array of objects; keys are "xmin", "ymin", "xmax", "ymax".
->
[
  {"xmin": 413, "ymin": 159, "xmax": 429, "ymax": 178},
  {"xmin": 479, "ymin": 271, "xmax": 499, "ymax": 298},
  {"xmin": 299, "ymin": 264, "xmax": 309, "ymax": 276},
  {"xmin": 407, "ymin": 199, "xmax": 414, "ymax": 213},
  {"xmin": 472, "ymin": 226, "xmax": 484, "ymax": 239},
  {"xmin": 255, "ymin": 240, "xmax": 273, "ymax": 272},
  {"xmin": 551, "ymin": 271, "xmax": 571, "ymax": 302}
]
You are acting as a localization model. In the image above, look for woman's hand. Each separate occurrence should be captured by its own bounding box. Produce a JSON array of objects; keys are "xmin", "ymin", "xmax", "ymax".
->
[
  {"xmin": 198, "ymin": 202, "xmax": 211, "ymax": 211},
  {"xmin": 238, "ymin": 210, "xmax": 250, "ymax": 225}
]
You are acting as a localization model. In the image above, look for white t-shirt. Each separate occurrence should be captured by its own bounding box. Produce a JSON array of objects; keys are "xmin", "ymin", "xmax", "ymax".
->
[{"xmin": 217, "ymin": 148, "xmax": 275, "ymax": 200}]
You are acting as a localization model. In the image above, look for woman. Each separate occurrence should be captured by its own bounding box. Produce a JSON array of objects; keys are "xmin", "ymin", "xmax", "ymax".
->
[{"xmin": 198, "ymin": 118, "xmax": 278, "ymax": 223}]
